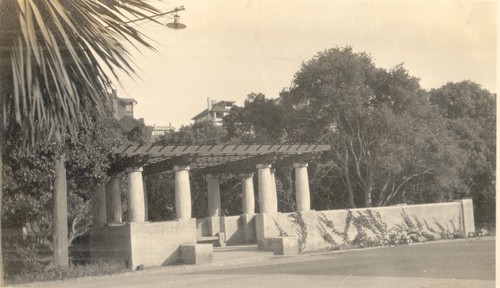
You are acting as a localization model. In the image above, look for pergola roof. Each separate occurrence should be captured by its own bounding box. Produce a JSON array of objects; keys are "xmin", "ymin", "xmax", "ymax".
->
[{"xmin": 111, "ymin": 144, "xmax": 331, "ymax": 176}]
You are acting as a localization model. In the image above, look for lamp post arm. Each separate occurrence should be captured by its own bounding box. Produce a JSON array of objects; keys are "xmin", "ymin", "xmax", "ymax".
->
[{"xmin": 119, "ymin": 6, "xmax": 185, "ymax": 25}]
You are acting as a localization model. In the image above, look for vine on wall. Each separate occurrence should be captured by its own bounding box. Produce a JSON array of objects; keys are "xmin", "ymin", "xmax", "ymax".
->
[{"xmin": 318, "ymin": 209, "xmax": 464, "ymax": 250}]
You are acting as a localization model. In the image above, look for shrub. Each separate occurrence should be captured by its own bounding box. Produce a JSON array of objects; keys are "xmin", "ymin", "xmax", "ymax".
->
[{"xmin": 7, "ymin": 260, "xmax": 127, "ymax": 285}]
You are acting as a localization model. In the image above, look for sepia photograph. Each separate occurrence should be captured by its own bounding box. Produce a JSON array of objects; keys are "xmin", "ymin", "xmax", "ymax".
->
[{"xmin": 0, "ymin": 0, "xmax": 496, "ymax": 287}]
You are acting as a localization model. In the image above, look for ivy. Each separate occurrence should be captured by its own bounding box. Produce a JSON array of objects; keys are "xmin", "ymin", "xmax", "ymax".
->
[{"xmin": 289, "ymin": 212, "xmax": 307, "ymax": 252}]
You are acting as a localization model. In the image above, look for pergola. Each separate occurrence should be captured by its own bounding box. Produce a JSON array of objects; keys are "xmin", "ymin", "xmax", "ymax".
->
[{"xmin": 96, "ymin": 144, "xmax": 331, "ymax": 227}]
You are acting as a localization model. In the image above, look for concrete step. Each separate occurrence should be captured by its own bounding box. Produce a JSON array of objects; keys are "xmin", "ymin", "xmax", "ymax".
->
[{"xmin": 212, "ymin": 244, "xmax": 275, "ymax": 266}]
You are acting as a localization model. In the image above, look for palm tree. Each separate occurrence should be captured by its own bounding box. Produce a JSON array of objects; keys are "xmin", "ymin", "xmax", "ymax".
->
[{"xmin": 0, "ymin": 0, "xmax": 160, "ymax": 284}]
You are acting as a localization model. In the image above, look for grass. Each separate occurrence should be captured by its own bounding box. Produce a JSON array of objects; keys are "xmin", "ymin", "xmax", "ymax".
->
[{"xmin": 6, "ymin": 260, "xmax": 128, "ymax": 285}]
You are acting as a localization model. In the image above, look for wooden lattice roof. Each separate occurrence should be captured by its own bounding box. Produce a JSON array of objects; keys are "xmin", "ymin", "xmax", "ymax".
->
[{"xmin": 111, "ymin": 144, "xmax": 331, "ymax": 175}]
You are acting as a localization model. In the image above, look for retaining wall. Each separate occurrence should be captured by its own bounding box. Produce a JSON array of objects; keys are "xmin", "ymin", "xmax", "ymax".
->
[
  {"xmin": 256, "ymin": 200, "xmax": 475, "ymax": 253},
  {"xmin": 90, "ymin": 219, "xmax": 197, "ymax": 269}
]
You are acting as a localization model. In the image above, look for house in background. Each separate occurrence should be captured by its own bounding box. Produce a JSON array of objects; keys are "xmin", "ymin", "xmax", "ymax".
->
[
  {"xmin": 192, "ymin": 98, "xmax": 235, "ymax": 126},
  {"xmin": 108, "ymin": 88, "xmax": 137, "ymax": 120},
  {"xmin": 151, "ymin": 123, "xmax": 176, "ymax": 142}
]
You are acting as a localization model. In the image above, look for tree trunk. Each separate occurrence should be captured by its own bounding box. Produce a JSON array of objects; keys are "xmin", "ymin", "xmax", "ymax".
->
[
  {"xmin": 0, "ymin": 138, "xmax": 4, "ymax": 286},
  {"xmin": 53, "ymin": 155, "xmax": 69, "ymax": 267},
  {"xmin": 343, "ymin": 149, "xmax": 356, "ymax": 208},
  {"xmin": 364, "ymin": 167, "xmax": 373, "ymax": 207}
]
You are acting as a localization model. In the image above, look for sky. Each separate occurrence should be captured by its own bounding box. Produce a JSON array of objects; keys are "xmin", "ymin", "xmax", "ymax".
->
[{"xmin": 111, "ymin": 0, "xmax": 497, "ymax": 129}]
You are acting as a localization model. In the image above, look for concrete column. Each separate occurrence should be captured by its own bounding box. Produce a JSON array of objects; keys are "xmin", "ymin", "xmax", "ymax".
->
[
  {"xmin": 257, "ymin": 164, "xmax": 277, "ymax": 213},
  {"xmin": 207, "ymin": 174, "xmax": 221, "ymax": 217},
  {"xmin": 454, "ymin": 199, "xmax": 475, "ymax": 236},
  {"xmin": 294, "ymin": 163, "xmax": 311, "ymax": 211},
  {"xmin": 270, "ymin": 168, "xmax": 278, "ymax": 212},
  {"xmin": 106, "ymin": 176, "xmax": 122, "ymax": 223},
  {"xmin": 93, "ymin": 183, "xmax": 107, "ymax": 226},
  {"xmin": 174, "ymin": 165, "xmax": 192, "ymax": 220},
  {"xmin": 126, "ymin": 167, "xmax": 146, "ymax": 222},
  {"xmin": 143, "ymin": 175, "xmax": 149, "ymax": 221},
  {"xmin": 240, "ymin": 173, "xmax": 255, "ymax": 215}
]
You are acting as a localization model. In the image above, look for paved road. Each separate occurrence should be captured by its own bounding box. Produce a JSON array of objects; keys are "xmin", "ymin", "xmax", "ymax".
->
[{"xmin": 15, "ymin": 239, "xmax": 495, "ymax": 288}]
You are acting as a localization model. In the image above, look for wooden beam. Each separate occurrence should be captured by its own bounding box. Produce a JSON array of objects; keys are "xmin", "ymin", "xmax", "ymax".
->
[
  {"xmin": 108, "ymin": 154, "xmax": 148, "ymax": 175},
  {"xmin": 143, "ymin": 153, "xmax": 197, "ymax": 176},
  {"xmin": 201, "ymin": 152, "xmax": 279, "ymax": 175},
  {"xmin": 275, "ymin": 152, "xmax": 322, "ymax": 167}
]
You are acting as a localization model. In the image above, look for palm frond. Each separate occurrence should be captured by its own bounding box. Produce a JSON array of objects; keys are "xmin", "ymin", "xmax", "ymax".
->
[{"xmin": 0, "ymin": 0, "xmax": 160, "ymax": 147}]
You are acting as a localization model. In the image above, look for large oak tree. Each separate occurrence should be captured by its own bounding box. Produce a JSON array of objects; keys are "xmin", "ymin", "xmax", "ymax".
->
[{"xmin": 281, "ymin": 48, "xmax": 465, "ymax": 207}]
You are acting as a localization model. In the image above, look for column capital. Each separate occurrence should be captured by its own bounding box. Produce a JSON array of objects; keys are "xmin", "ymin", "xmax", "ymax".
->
[
  {"xmin": 256, "ymin": 163, "xmax": 272, "ymax": 170},
  {"xmin": 293, "ymin": 162, "xmax": 308, "ymax": 168},
  {"xmin": 126, "ymin": 166, "xmax": 143, "ymax": 173},
  {"xmin": 206, "ymin": 173, "xmax": 220, "ymax": 180},
  {"xmin": 173, "ymin": 165, "xmax": 190, "ymax": 172},
  {"xmin": 238, "ymin": 172, "xmax": 254, "ymax": 179}
]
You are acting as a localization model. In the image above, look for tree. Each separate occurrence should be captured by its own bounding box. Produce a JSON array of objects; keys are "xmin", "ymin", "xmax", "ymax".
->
[
  {"xmin": 224, "ymin": 93, "xmax": 288, "ymax": 144},
  {"xmin": 118, "ymin": 116, "xmax": 153, "ymax": 145},
  {"xmin": 2, "ymin": 106, "xmax": 123, "ymax": 277},
  {"xmin": 430, "ymin": 81, "xmax": 496, "ymax": 223},
  {"xmin": 280, "ymin": 47, "xmax": 465, "ymax": 207},
  {"xmin": 0, "ymin": 0, "xmax": 159, "ymax": 283},
  {"xmin": 155, "ymin": 121, "xmax": 227, "ymax": 146}
]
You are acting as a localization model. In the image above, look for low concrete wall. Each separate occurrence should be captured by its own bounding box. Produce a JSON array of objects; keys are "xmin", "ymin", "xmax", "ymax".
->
[
  {"xmin": 129, "ymin": 219, "xmax": 197, "ymax": 268},
  {"xmin": 256, "ymin": 200, "xmax": 475, "ymax": 253},
  {"xmin": 262, "ymin": 237, "xmax": 299, "ymax": 255},
  {"xmin": 179, "ymin": 244, "xmax": 214, "ymax": 264},
  {"xmin": 90, "ymin": 219, "xmax": 197, "ymax": 269},
  {"xmin": 196, "ymin": 216, "xmax": 221, "ymax": 238},
  {"xmin": 221, "ymin": 215, "xmax": 244, "ymax": 245},
  {"xmin": 196, "ymin": 218, "xmax": 210, "ymax": 239},
  {"xmin": 242, "ymin": 214, "xmax": 256, "ymax": 243},
  {"xmin": 219, "ymin": 214, "xmax": 257, "ymax": 245}
]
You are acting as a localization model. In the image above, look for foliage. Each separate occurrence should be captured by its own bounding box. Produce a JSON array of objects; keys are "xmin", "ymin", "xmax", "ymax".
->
[
  {"xmin": 6, "ymin": 259, "xmax": 126, "ymax": 285},
  {"xmin": 0, "ymin": 0, "xmax": 161, "ymax": 282},
  {"xmin": 145, "ymin": 173, "xmax": 176, "ymax": 222},
  {"xmin": 0, "ymin": 0, "xmax": 158, "ymax": 145},
  {"xmin": 223, "ymin": 93, "xmax": 288, "ymax": 144},
  {"xmin": 11, "ymin": 245, "xmax": 44, "ymax": 276},
  {"xmin": 155, "ymin": 121, "xmax": 227, "ymax": 146},
  {"xmin": 317, "ymin": 209, "xmax": 447, "ymax": 251},
  {"xmin": 279, "ymin": 47, "xmax": 466, "ymax": 207},
  {"xmin": 2, "ymin": 133, "xmax": 55, "ymax": 229},
  {"xmin": 289, "ymin": 212, "xmax": 307, "ymax": 252},
  {"xmin": 430, "ymin": 81, "xmax": 496, "ymax": 223},
  {"xmin": 2, "ymin": 106, "xmax": 124, "ymax": 279},
  {"xmin": 272, "ymin": 218, "xmax": 289, "ymax": 237},
  {"xmin": 118, "ymin": 117, "xmax": 153, "ymax": 146}
]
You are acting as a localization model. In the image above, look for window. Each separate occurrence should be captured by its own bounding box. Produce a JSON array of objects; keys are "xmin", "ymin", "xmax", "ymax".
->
[
  {"xmin": 125, "ymin": 104, "xmax": 133, "ymax": 112},
  {"xmin": 215, "ymin": 112, "xmax": 224, "ymax": 118}
]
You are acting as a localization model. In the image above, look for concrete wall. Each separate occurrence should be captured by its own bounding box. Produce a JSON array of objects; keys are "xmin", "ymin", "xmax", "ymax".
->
[
  {"xmin": 195, "ymin": 215, "xmax": 256, "ymax": 245},
  {"xmin": 221, "ymin": 216, "xmax": 244, "ymax": 245},
  {"xmin": 90, "ymin": 219, "xmax": 197, "ymax": 269},
  {"xmin": 196, "ymin": 218, "xmax": 210, "ymax": 238},
  {"xmin": 241, "ymin": 214, "xmax": 256, "ymax": 243},
  {"xmin": 219, "ymin": 214, "xmax": 257, "ymax": 245},
  {"xmin": 256, "ymin": 201, "xmax": 474, "ymax": 253},
  {"xmin": 129, "ymin": 219, "xmax": 197, "ymax": 268}
]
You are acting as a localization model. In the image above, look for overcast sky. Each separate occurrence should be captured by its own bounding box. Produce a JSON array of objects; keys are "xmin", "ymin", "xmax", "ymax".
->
[{"xmin": 111, "ymin": 0, "xmax": 497, "ymax": 129}]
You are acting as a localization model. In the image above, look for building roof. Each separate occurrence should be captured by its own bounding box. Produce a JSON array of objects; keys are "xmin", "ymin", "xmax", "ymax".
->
[
  {"xmin": 191, "ymin": 100, "xmax": 236, "ymax": 120},
  {"xmin": 191, "ymin": 109, "xmax": 209, "ymax": 120},
  {"xmin": 117, "ymin": 97, "xmax": 137, "ymax": 105}
]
